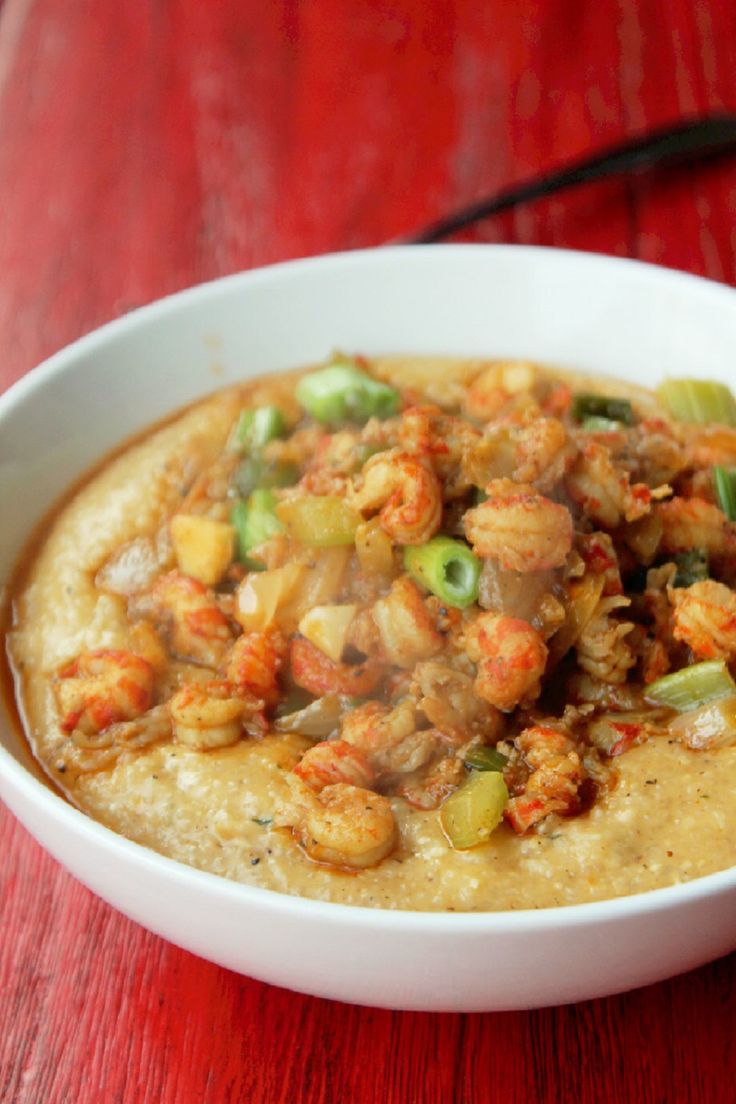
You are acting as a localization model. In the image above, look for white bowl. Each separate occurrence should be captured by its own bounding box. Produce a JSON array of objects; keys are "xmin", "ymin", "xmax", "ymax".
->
[{"xmin": 2, "ymin": 245, "xmax": 736, "ymax": 1012}]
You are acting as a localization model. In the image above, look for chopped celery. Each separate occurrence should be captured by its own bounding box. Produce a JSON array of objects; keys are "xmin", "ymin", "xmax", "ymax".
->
[
  {"xmin": 234, "ymin": 456, "xmax": 299, "ymax": 498},
  {"xmin": 404, "ymin": 537, "xmax": 481, "ymax": 609},
  {"xmin": 713, "ymin": 465, "xmax": 736, "ymax": 521},
  {"xmin": 231, "ymin": 405, "xmax": 286, "ymax": 453},
  {"xmin": 296, "ymin": 362, "xmax": 400, "ymax": 425},
  {"xmin": 646, "ymin": 660, "xmax": 736, "ymax": 712},
  {"xmin": 440, "ymin": 771, "xmax": 508, "ymax": 850},
  {"xmin": 231, "ymin": 489, "xmax": 284, "ymax": 565},
  {"xmin": 657, "ymin": 379, "xmax": 736, "ymax": 426},
  {"xmin": 571, "ymin": 393, "xmax": 634, "ymax": 425},
  {"xmin": 464, "ymin": 746, "xmax": 508, "ymax": 772},
  {"xmin": 581, "ymin": 415, "xmax": 623, "ymax": 433},
  {"xmin": 276, "ymin": 495, "xmax": 360, "ymax": 546},
  {"xmin": 673, "ymin": 548, "xmax": 709, "ymax": 588}
]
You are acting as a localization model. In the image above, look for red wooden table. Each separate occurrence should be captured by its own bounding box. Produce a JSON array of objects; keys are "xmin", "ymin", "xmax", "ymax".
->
[{"xmin": 2, "ymin": 2, "xmax": 736, "ymax": 1101}]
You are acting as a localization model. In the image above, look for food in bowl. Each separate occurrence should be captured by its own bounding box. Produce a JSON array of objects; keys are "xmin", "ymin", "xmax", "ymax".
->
[{"xmin": 5, "ymin": 353, "xmax": 736, "ymax": 911}]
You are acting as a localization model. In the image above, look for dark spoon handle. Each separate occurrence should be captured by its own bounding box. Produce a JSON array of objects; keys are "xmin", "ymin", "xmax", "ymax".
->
[{"xmin": 396, "ymin": 113, "xmax": 736, "ymax": 245}]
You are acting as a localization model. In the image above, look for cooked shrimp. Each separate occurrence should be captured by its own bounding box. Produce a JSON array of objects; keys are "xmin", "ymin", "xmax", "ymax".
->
[
  {"xmin": 464, "ymin": 479, "xmax": 573, "ymax": 572},
  {"xmin": 684, "ymin": 425, "xmax": 736, "ymax": 469},
  {"xmin": 630, "ymin": 419, "xmax": 687, "ymax": 486},
  {"xmin": 510, "ymin": 416, "xmax": 572, "ymax": 491},
  {"xmin": 462, "ymin": 418, "xmax": 571, "ymax": 492},
  {"xmin": 294, "ymin": 739, "xmax": 376, "ymax": 791},
  {"xmin": 464, "ymin": 613, "xmax": 548, "ymax": 712},
  {"xmin": 462, "ymin": 360, "xmax": 538, "ymax": 421},
  {"xmin": 372, "ymin": 576, "xmax": 443, "ymax": 667},
  {"xmin": 396, "ymin": 405, "xmax": 480, "ymax": 497},
  {"xmin": 341, "ymin": 699, "xmax": 438, "ymax": 777},
  {"xmin": 576, "ymin": 595, "xmax": 635, "ymax": 684},
  {"xmin": 71, "ymin": 703, "xmax": 173, "ymax": 753},
  {"xmin": 55, "ymin": 649, "xmax": 155, "ymax": 735},
  {"xmin": 288, "ymin": 778, "xmax": 397, "ymax": 869},
  {"xmin": 504, "ymin": 725, "xmax": 586, "ymax": 833},
  {"xmin": 300, "ymin": 430, "xmax": 364, "ymax": 495},
  {"xmin": 658, "ymin": 497, "xmax": 735, "ymax": 558},
  {"xmin": 347, "ymin": 448, "xmax": 442, "ymax": 545},
  {"xmin": 670, "ymin": 580, "xmax": 736, "ymax": 660},
  {"xmin": 224, "ymin": 629, "xmax": 285, "ymax": 707},
  {"xmin": 566, "ymin": 441, "xmax": 652, "ymax": 528},
  {"xmin": 411, "ymin": 661, "xmax": 502, "ymax": 741},
  {"xmin": 149, "ymin": 570, "xmax": 232, "ymax": 666},
  {"xmin": 398, "ymin": 755, "xmax": 466, "ymax": 810},
  {"xmin": 108, "ymin": 704, "xmax": 173, "ymax": 747},
  {"xmin": 289, "ymin": 636, "xmax": 384, "ymax": 697},
  {"xmin": 639, "ymin": 635, "xmax": 670, "ymax": 684},
  {"xmin": 169, "ymin": 679, "xmax": 249, "ymax": 749},
  {"xmin": 577, "ymin": 532, "xmax": 624, "ymax": 596}
]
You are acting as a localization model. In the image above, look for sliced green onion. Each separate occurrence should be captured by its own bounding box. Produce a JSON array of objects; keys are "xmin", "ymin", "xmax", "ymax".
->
[
  {"xmin": 713, "ymin": 465, "xmax": 736, "ymax": 521},
  {"xmin": 646, "ymin": 660, "xmax": 736, "ymax": 712},
  {"xmin": 464, "ymin": 746, "xmax": 508, "ymax": 772},
  {"xmin": 276, "ymin": 495, "xmax": 360, "ymax": 546},
  {"xmin": 231, "ymin": 405, "xmax": 286, "ymax": 453},
  {"xmin": 440, "ymin": 771, "xmax": 508, "ymax": 850},
  {"xmin": 296, "ymin": 362, "xmax": 400, "ymax": 425},
  {"xmin": 404, "ymin": 537, "xmax": 481, "ymax": 609},
  {"xmin": 657, "ymin": 379, "xmax": 736, "ymax": 426},
  {"xmin": 571, "ymin": 393, "xmax": 634, "ymax": 425},
  {"xmin": 234, "ymin": 457, "xmax": 299, "ymax": 499},
  {"xmin": 673, "ymin": 548, "xmax": 709, "ymax": 588},
  {"xmin": 581, "ymin": 415, "xmax": 623, "ymax": 433},
  {"xmin": 231, "ymin": 489, "xmax": 284, "ymax": 566}
]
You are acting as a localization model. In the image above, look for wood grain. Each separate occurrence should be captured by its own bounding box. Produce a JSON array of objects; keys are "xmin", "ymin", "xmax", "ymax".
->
[{"xmin": 2, "ymin": 1, "xmax": 736, "ymax": 1101}]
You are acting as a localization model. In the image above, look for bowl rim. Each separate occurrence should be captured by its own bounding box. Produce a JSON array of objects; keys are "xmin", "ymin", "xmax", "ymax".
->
[{"xmin": 2, "ymin": 242, "xmax": 736, "ymax": 932}]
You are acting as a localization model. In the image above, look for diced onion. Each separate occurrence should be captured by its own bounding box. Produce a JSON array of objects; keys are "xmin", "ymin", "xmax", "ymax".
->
[
  {"xmin": 235, "ymin": 563, "xmax": 307, "ymax": 632},
  {"xmin": 274, "ymin": 694, "xmax": 348, "ymax": 738},
  {"xmin": 669, "ymin": 694, "xmax": 736, "ymax": 749}
]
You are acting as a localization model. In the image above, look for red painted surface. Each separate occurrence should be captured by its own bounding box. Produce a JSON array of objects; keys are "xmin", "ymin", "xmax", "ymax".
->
[{"xmin": 2, "ymin": 2, "xmax": 736, "ymax": 1100}]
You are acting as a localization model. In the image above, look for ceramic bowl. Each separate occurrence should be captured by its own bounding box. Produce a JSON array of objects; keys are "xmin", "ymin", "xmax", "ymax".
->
[{"xmin": 2, "ymin": 246, "xmax": 736, "ymax": 1011}]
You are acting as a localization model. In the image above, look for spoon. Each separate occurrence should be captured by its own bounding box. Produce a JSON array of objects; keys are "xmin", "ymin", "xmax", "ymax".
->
[{"xmin": 396, "ymin": 113, "xmax": 736, "ymax": 245}]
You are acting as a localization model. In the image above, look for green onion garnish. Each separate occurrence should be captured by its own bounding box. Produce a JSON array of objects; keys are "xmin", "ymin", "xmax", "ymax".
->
[
  {"xmin": 646, "ymin": 660, "xmax": 736, "ymax": 712},
  {"xmin": 581, "ymin": 415, "xmax": 624, "ymax": 433},
  {"xmin": 235, "ymin": 457, "xmax": 300, "ymax": 499},
  {"xmin": 231, "ymin": 489, "xmax": 284, "ymax": 566},
  {"xmin": 296, "ymin": 363, "xmax": 400, "ymax": 425},
  {"xmin": 404, "ymin": 537, "xmax": 481, "ymax": 609},
  {"xmin": 714, "ymin": 465, "xmax": 736, "ymax": 521},
  {"xmin": 657, "ymin": 379, "xmax": 736, "ymax": 426},
  {"xmin": 464, "ymin": 746, "xmax": 508, "ymax": 772},
  {"xmin": 572, "ymin": 394, "xmax": 634, "ymax": 425},
  {"xmin": 231, "ymin": 405, "xmax": 286, "ymax": 452},
  {"xmin": 673, "ymin": 548, "xmax": 710, "ymax": 588}
]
